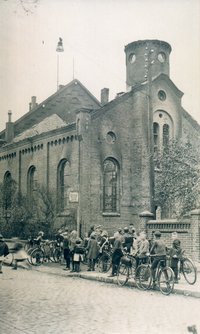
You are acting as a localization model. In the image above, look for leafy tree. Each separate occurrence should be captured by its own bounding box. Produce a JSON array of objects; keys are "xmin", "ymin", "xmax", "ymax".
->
[
  {"xmin": 155, "ymin": 140, "xmax": 200, "ymax": 218},
  {"xmin": 0, "ymin": 180, "xmax": 57, "ymax": 238}
]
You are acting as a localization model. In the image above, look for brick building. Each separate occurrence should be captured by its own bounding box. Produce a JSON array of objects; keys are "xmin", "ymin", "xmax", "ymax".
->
[{"xmin": 0, "ymin": 39, "xmax": 200, "ymax": 235}]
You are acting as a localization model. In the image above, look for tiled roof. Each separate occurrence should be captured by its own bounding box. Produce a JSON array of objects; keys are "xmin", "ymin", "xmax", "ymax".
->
[{"xmin": 13, "ymin": 114, "xmax": 67, "ymax": 143}]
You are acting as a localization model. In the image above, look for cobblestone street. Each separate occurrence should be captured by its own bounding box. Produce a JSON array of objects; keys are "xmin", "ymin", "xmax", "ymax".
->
[{"xmin": 0, "ymin": 266, "xmax": 200, "ymax": 334}]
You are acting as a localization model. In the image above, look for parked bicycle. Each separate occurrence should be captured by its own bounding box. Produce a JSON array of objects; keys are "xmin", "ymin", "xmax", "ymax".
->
[
  {"xmin": 135, "ymin": 255, "xmax": 175, "ymax": 295},
  {"xmin": 174, "ymin": 250, "xmax": 197, "ymax": 285},
  {"xmin": 97, "ymin": 249, "xmax": 112, "ymax": 273},
  {"xmin": 117, "ymin": 252, "xmax": 136, "ymax": 286},
  {"xmin": 30, "ymin": 240, "xmax": 54, "ymax": 266}
]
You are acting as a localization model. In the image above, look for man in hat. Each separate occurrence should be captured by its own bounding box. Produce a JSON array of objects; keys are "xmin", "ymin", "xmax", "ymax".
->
[
  {"xmin": 0, "ymin": 234, "xmax": 9, "ymax": 274},
  {"xmin": 62, "ymin": 228, "xmax": 71, "ymax": 271},
  {"xmin": 150, "ymin": 230, "xmax": 167, "ymax": 287}
]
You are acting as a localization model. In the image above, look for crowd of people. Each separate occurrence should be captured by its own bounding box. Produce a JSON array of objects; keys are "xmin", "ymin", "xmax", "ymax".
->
[
  {"xmin": 55, "ymin": 224, "xmax": 182, "ymax": 284},
  {"xmin": 0, "ymin": 225, "xmax": 182, "ymax": 285}
]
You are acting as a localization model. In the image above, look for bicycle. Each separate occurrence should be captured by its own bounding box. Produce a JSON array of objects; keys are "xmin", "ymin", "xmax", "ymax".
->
[
  {"xmin": 97, "ymin": 250, "xmax": 112, "ymax": 273},
  {"xmin": 117, "ymin": 253, "xmax": 136, "ymax": 286},
  {"xmin": 135, "ymin": 255, "xmax": 175, "ymax": 295},
  {"xmin": 30, "ymin": 240, "xmax": 54, "ymax": 266},
  {"xmin": 172, "ymin": 250, "xmax": 197, "ymax": 285}
]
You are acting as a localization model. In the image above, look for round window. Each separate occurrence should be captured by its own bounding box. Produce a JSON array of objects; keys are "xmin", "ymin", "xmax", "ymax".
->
[
  {"xmin": 106, "ymin": 131, "xmax": 116, "ymax": 144},
  {"xmin": 158, "ymin": 90, "xmax": 166, "ymax": 101},
  {"xmin": 128, "ymin": 53, "xmax": 136, "ymax": 64}
]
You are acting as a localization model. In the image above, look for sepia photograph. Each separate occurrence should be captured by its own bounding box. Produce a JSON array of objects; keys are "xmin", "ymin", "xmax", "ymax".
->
[{"xmin": 0, "ymin": 0, "xmax": 200, "ymax": 333}]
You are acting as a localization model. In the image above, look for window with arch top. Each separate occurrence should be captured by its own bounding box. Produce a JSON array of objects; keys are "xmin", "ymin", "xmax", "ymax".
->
[
  {"xmin": 27, "ymin": 166, "xmax": 38, "ymax": 201},
  {"xmin": 163, "ymin": 123, "xmax": 170, "ymax": 148},
  {"xmin": 3, "ymin": 171, "xmax": 14, "ymax": 210},
  {"xmin": 57, "ymin": 159, "xmax": 71, "ymax": 212},
  {"xmin": 103, "ymin": 158, "xmax": 119, "ymax": 213}
]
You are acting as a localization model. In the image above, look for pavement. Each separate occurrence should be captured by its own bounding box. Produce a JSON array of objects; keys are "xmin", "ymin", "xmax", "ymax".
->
[
  {"xmin": 1, "ymin": 265, "xmax": 200, "ymax": 334},
  {"xmin": 10, "ymin": 260, "xmax": 200, "ymax": 299}
]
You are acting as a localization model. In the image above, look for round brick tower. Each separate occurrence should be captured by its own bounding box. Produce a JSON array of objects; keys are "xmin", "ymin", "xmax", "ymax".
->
[{"xmin": 124, "ymin": 40, "xmax": 172, "ymax": 90}]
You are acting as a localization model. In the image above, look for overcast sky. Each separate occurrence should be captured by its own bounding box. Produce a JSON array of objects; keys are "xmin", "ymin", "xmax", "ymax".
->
[{"xmin": 0, "ymin": 0, "xmax": 200, "ymax": 132}]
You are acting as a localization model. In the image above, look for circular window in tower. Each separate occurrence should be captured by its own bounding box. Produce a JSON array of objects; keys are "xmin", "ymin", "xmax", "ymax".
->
[
  {"xmin": 106, "ymin": 131, "xmax": 116, "ymax": 144},
  {"xmin": 128, "ymin": 53, "xmax": 136, "ymax": 64},
  {"xmin": 157, "ymin": 52, "xmax": 166, "ymax": 63},
  {"xmin": 158, "ymin": 90, "xmax": 166, "ymax": 101}
]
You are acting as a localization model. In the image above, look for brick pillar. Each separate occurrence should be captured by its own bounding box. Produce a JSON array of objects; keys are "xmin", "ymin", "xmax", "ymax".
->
[
  {"xmin": 139, "ymin": 210, "xmax": 154, "ymax": 232},
  {"xmin": 190, "ymin": 209, "xmax": 200, "ymax": 262}
]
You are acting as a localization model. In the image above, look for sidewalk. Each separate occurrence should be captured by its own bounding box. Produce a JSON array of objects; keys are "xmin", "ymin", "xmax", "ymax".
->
[{"xmin": 26, "ymin": 262, "xmax": 200, "ymax": 299}]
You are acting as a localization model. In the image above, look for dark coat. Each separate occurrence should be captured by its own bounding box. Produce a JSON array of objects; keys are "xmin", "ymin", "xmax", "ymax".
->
[
  {"xmin": 0, "ymin": 241, "xmax": 9, "ymax": 257},
  {"xmin": 87, "ymin": 238, "xmax": 99, "ymax": 260}
]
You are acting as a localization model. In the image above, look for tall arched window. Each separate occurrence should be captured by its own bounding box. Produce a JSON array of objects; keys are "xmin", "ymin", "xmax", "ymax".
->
[
  {"xmin": 153, "ymin": 122, "xmax": 159, "ymax": 155},
  {"xmin": 103, "ymin": 158, "xmax": 119, "ymax": 213},
  {"xmin": 27, "ymin": 166, "xmax": 37, "ymax": 200},
  {"xmin": 57, "ymin": 159, "xmax": 70, "ymax": 212},
  {"xmin": 3, "ymin": 171, "xmax": 13, "ymax": 210},
  {"xmin": 163, "ymin": 124, "xmax": 170, "ymax": 148}
]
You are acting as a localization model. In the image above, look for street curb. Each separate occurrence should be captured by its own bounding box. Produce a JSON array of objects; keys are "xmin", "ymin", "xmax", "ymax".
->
[{"xmin": 32, "ymin": 267, "xmax": 200, "ymax": 299}]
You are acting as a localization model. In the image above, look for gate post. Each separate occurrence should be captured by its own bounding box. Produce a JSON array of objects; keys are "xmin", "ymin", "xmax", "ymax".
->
[
  {"xmin": 139, "ymin": 210, "xmax": 154, "ymax": 232},
  {"xmin": 190, "ymin": 209, "xmax": 200, "ymax": 262}
]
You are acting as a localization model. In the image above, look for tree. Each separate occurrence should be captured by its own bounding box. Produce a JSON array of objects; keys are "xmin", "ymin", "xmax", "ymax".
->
[
  {"xmin": 0, "ymin": 180, "xmax": 57, "ymax": 238},
  {"xmin": 155, "ymin": 140, "xmax": 200, "ymax": 218}
]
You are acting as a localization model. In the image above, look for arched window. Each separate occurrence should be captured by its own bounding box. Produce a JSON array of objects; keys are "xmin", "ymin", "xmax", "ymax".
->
[
  {"xmin": 163, "ymin": 124, "xmax": 170, "ymax": 148},
  {"xmin": 153, "ymin": 122, "xmax": 159, "ymax": 155},
  {"xmin": 3, "ymin": 171, "xmax": 13, "ymax": 210},
  {"xmin": 57, "ymin": 159, "xmax": 70, "ymax": 212},
  {"xmin": 27, "ymin": 166, "xmax": 37, "ymax": 200},
  {"xmin": 103, "ymin": 158, "xmax": 119, "ymax": 213}
]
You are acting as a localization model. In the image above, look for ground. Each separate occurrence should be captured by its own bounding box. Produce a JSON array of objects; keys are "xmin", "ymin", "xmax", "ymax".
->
[{"xmin": 0, "ymin": 266, "xmax": 199, "ymax": 334}]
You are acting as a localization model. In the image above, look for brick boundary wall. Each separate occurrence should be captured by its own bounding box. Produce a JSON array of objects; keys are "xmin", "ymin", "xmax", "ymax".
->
[{"xmin": 141, "ymin": 210, "xmax": 200, "ymax": 262}]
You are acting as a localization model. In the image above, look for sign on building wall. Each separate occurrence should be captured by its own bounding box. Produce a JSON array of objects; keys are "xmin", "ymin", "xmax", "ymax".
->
[{"xmin": 69, "ymin": 192, "xmax": 79, "ymax": 203}]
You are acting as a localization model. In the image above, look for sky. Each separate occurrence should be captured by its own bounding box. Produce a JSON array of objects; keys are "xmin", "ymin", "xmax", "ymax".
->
[{"xmin": 0, "ymin": 0, "xmax": 200, "ymax": 132}]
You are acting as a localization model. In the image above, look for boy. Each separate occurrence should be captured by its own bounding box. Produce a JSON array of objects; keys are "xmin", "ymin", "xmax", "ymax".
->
[
  {"xmin": 150, "ymin": 230, "xmax": 167, "ymax": 287},
  {"xmin": 0, "ymin": 234, "xmax": 9, "ymax": 274},
  {"xmin": 73, "ymin": 239, "xmax": 85, "ymax": 272},
  {"xmin": 135, "ymin": 231, "xmax": 149, "ymax": 269},
  {"xmin": 169, "ymin": 232, "xmax": 182, "ymax": 283}
]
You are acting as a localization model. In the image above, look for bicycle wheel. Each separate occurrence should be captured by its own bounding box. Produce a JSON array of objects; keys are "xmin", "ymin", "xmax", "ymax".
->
[
  {"xmin": 98, "ymin": 255, "xmax": 112, "ymax": 273},
  {"xmin": 182, "ymin": 258, "xmax": 197, "ymax": 285},
  {"xmin": 53, "ymin": 248, "xmax": 62, "ymax": 263},
  {"xmin": 158, "ymin": 267, "xmax": 174, "ymax": 295},
  {"xmin": 117, "ymin": 263, "xmax": 129, "ymax": 286},
  {"xmin": 30, "ymin": 248, "xmax": 44, "ymax": 266},
  {"xmin": 135, "ymin": 265, "xmax": 152, "ymax": 290}
]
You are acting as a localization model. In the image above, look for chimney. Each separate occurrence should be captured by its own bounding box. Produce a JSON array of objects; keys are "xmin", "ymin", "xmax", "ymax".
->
[
  {"xmin": 101, "ymin": 88, "xmax": 109, "ymax": 106},
  {"xmin": 29, "ymin": 96, "xmax": 38, "ymax": 110},
  {"xmin": 5, "ymin": 110, "xmax": 14, "ymax": 142}
]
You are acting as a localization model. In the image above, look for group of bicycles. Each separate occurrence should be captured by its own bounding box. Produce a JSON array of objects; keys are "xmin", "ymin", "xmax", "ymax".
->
[
  {"xmin": 3, "ymin": 236, "xmax": 197, "ymax": 297},
  {"xmin": 23, "ymin": 238, "xmax": 63, "ymax": 265},
  {"xmin": 116, "ymin": 250, "xmax": 197, "ymax": 295}
]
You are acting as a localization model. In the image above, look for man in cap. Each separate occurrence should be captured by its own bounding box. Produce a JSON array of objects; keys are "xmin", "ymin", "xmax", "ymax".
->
[{"xmin": 150, "ymin": 230, "xmax": 167, "ymax": 287}]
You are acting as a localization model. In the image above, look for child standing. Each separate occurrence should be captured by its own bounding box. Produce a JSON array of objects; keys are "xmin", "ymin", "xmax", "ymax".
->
[
  {"xmin": 73, "ymin": 239, "xmax": 85, "ymax": 272},
  {"xmin": 169, "ymin": 232, "xmax": 182, "ymax": 283},
  {"xmin": 0, "ymin": 234, "xmax": 9, "ymax": 274},
  {"xmin": 86, "ymin": 233, "xmax": 99, "ymax": 271}
]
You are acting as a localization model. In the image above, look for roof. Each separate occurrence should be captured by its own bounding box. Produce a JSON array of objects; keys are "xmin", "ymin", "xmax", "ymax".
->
[
  {"xmin": 0, "ymin": 79, "xmax": 101, "ymax": 140},
  {"xmin": 13, "ymin": 114, "xmax": 67, "ymax": 143}
]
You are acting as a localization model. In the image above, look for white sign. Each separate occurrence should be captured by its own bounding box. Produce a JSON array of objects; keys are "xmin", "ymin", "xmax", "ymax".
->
[{"xmin": 69, "ymin": 192, "xmax": 79, "ymax": 203}]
